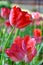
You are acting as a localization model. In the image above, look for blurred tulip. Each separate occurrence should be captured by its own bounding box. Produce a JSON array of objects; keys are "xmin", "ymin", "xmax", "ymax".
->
[
  {"xmin": 5, "ymin": 35, "xmax": 37, "ymax": 62},
  {"xmin": 33, "ymin": 28, "xmax": 42, "ymax": 37},
  {"xmin": 33, "ymin": 29, "xmax": 42, "ymax": 44},
  {"xmin": 1, "ymin": 7, "xmax": 10, "ymax": 18},
  {"xmin": 9, "ymin": 6, "xmax": 32, "ymax": 28}
]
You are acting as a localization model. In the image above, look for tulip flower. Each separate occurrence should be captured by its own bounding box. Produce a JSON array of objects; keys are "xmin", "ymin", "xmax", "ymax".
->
[
  {"xmin": 1, "ymin": 7, "xmax": 10, "ymax": 18},
  {"xmin": 9, "ymin": 6, "xmax": 32, "ymax": 28},
  {"xmin": 33, "ymin": 29, "xmax": 42, "ymax": 37},
  {"xmin": 33, "ymin": 29, "xmax": 42, "ymax": 44},
  {"xmin": 5, "ymin": 36, "xmax": 25, "ymax": 61},
  {"xmin": 5, "ymin": 35, "xmax": 37, "ymax": 62}
]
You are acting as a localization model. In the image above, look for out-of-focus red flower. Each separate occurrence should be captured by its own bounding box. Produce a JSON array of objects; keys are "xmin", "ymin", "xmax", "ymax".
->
[
  {"xmin": 33, "ymin": 29, "xmax": 42, "ymax": 37},
  {"xmin": 32, "ymin": 12, "xmax": 40, "ymax": 20},
  {"xmin": 33, "ymin": 29, "xmax": 42, "ymax": 44},
  {"xmin": 5, "ymin": 35, "xmax": 37, "ymax": 62},
  {"xmin": 1, "ymin": 7, "xmax": 10, "ymax": 18},
  {"xmin": 9, "ymin": 6, "xmax": 32, "ymax": 28},
  {"xmin": 5, "ymin": 20, "xmax": 11, "ymax": 27},
  {"xmin": 5, "ymin": 36, "xmax": 25, "ymax": 61}
]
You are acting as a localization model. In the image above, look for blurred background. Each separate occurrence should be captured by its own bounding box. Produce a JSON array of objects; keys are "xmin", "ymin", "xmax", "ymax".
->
[{"xmin": 1, "ymin": 0, "xmax": 43, "ymax": 13}]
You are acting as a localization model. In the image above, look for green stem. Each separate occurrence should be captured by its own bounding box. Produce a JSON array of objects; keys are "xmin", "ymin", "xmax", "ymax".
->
[
  {"xmin": 33, "ymin": 43, "xmax": 43, "ymax": 61},
  {"xmin": 13, "ymin": 28, "xmax": 18, "ymax": 40},
  {"xmin": 0, "ymin": 27, "xmax": 19, "ymax": 65},
  {"xmin": 1, "ymin": 27, "xmax": 7, "ymax": 46},
  {"xmin": 36, "ymin": 43, "xmax": 43, "ymax": 57}
]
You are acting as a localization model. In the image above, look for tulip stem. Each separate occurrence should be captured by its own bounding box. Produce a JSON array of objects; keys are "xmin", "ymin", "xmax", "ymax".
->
[
  {"xmin": 13, "ymin": 28, "xmax": 18, "ymax": 40},
  {"xmin": 36, "ymin": 43, "xmax": 43, "ymax": 57},
  {"xmin": 0, "ymin": 27, "xmax": 19, "ymax": 65}
]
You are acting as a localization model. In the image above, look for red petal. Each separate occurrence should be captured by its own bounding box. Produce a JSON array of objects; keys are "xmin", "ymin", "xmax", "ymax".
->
[{"xmin": 25, "ymin": 48, "xmax": 37, "ymax": 62}]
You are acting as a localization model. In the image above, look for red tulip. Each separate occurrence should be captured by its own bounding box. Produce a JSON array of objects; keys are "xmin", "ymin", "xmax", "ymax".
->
[
  {"xmin": 33, "ymin": 29, "xmax": 42, "ymax": 37},
  {"xmin": 5, "ymin": 36, "xmax": 25, "ymax": 61},
  {"xmin": 1, "ymin": 7, "xmax": 10, "ymax": 18},
  {"xmin": 9, "ymin": 6, "xmax": 32, "ymax": 28},
  {"xmin": 5, "ymin": 35, "xmax": 37, "ymax": 62},
  {"xmin": 33, "ymin": 29, "xmax": 42, "ymax": 44}
]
